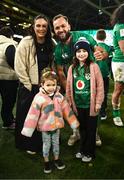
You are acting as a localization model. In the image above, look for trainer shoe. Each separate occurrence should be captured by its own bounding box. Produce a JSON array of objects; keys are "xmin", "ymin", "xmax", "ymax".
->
[
  {"xmin": 101, "ymin": 115, "xmax": 107, "ymax": 120},
  {"xmin": 68, "ymin": 134, "xmax": 80, "ymax": 146},
  {"xmin": 26, "ymin": 151, "xmax": 36, "ymax": 155},
  {"xmin": 54, "ymin": 159, "xmax": 65, "ymax": 170},
  {"xmin": 113, "ymin": 117, "xmax": 124, "ymax": 127},
  {"xmin": 76, "ymin": 152, "xmax": 83, "ymax": 159},
  {"xmin": 44, "ymin": 161, "xmax": 52, "ymax": 174},
  {"xmin": 100, "ymin": 111, "xmax": 107, "ymax": 120},
  {"xmin": 96, "ymin": 133, "xmax": 102, "ymax": 147},
  {"xmin": 2, "ymin": 122, "xmax": 15, "ymax": 130},
  {"xmin": 82, "ymin": 155, "xmax": 92, "ymax": 162}
]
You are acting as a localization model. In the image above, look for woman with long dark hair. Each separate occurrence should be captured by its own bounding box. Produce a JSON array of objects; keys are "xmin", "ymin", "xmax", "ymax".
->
[
  {"xmin": 15, "ymin": 14, "xmax": 54, "ymax": 154},
  {"xmin": 111, "ymin": 4, "xmax": 124, "ymax": 127}
]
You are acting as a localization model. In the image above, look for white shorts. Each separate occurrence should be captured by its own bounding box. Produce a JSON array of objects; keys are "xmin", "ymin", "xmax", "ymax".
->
[{"xmin": 112, "ymin": 62, "xmax": 124, "ymax": 83}]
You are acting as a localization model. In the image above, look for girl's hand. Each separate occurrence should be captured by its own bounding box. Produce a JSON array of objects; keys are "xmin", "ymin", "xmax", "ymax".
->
[{"xmin": 95, "ymin": 107, "xmax": 100, "ymax": 113}]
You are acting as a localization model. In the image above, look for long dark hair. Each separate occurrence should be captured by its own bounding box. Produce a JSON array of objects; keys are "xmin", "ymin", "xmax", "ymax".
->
[
  {"xmin": 111, "ymin": 3, "xmax": 124, "ymax": 26},
  {"xmin": 72, "ymin": 55, "xmax": 93, "ymax": 75},
  {"xmin": 29, "ymin": 14, "xmax": 54, "ymax": 66}
]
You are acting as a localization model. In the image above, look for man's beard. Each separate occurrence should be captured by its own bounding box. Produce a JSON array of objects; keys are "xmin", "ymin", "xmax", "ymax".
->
[{"xmin": 55, "ymin": 31, "xmax": 71, "ymax": 43}]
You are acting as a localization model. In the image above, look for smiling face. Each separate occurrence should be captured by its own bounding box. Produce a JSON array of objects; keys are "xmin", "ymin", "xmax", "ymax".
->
[
  {"xmin": 33, "ymin": 18, "xmax": 48, "ymax": 43},
  {"xmin": 42, "ymin": 79, "xmax": 57, "ymax": 95},
  {"xmin": 76, "ymin": 48, "xmax": 89, "ymax": 65},
  {"xmin": 53, "ymin": 17, "xmax": 71, "ymax": 42}
]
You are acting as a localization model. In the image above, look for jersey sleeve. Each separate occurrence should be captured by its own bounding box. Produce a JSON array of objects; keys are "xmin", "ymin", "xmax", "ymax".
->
[{"xmin": 115, "ymin": 24, "xmax": 124, "ymax": 41}]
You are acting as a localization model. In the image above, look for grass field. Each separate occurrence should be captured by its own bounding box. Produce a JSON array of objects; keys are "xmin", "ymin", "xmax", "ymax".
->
[{"xmin": 0, "ymin": 79, "xmax": 124, "ymax": 179}]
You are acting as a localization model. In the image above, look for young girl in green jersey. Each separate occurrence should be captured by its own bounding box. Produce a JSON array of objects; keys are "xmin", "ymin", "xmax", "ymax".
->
[{"xmin": 66, "ymin": 39, "xmax": 104, "ymax": 162}]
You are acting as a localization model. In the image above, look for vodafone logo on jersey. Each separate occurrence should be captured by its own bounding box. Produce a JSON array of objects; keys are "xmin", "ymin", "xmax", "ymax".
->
[{"xmin": 76, "ymin": 80, "xmax": 85, "ymax": 90}]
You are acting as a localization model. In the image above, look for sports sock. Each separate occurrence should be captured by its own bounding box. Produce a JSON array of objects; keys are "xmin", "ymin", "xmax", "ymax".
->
[{"xmin": 112, "ymin": 108, "xmax": 121, "ymax": 118}]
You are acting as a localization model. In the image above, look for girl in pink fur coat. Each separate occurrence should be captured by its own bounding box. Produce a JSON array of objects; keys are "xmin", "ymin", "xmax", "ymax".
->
[{"xmin": 21, "ymin": 67, "xmax": 79, "ymax": 173}]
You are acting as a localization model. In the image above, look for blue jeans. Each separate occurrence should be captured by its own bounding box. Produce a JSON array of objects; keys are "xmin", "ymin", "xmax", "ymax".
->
[{"xmin": 42, "ymin": 129, "xmax": 60, "ymax": 158}]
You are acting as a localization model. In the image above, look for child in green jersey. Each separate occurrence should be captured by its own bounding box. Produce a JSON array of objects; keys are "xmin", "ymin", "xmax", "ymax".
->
[
  {"xmin": 95, "ymin": 29, "xmax": 113, "ymax": 147},
  {"xmin": 96, "ymin": 29, "xmax": 113, "ymax": 120},
  {"xmin": 66, "ymin": 39, "xmax": 104, "ymax": 162}
]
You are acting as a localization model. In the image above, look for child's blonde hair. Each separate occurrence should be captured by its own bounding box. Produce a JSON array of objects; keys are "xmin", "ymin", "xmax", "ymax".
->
[{"xmin": 40, "ymin": 67, "xmax": 58, "ymax": 84}]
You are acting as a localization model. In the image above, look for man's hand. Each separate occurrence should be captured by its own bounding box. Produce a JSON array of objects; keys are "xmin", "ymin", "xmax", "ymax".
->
[
  {"xmin": 94, "ymin": 46, "xmax": 108, "ymax": 61},
  {"xmin": 94, "ymin": 50, "xmax": 104, "ymax": 61}
]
